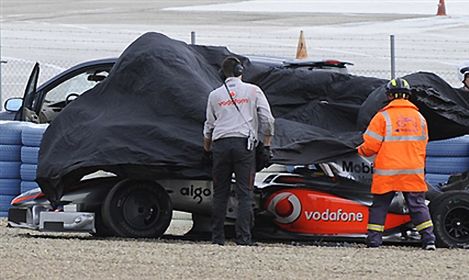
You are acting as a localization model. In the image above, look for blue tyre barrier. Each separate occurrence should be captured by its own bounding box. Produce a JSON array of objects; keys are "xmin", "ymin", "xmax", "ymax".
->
[
  {"xmin": 0, "ymin": 162, "xmax": 21, "ymax": 179},
  {"xmin": 0, "ymin": 195, "xmax": 15, "ymax": 212},
  {"xmin": 21, "ymin": 146, "xmax": 40, "ymax": 164},
  {"xmin": 20, "ymin": 164, "xmax": 37, "ymax": 181},
  {"xmin": 0, "ymin": 145, "xmax": 21, "ymax": 162},
  {"xmin": 427, "ymin": 135, "xmax": 469, "ymax": 157},
  {"xmin": 425, "ymin": 173, "xmax": 450, "ymax": 187},
  {"xmin": 21, "ymin": 124, "xmax": 48, "ymax": 147},
  {"xmin": 20, "ymin": 181, "xmax": 40, "ymax": 193},
  {"xmin": 0, "ymin": 179, "xmax": 21, "ymax": 195},
  {"xmin": 0, "ymin": 211, "xmax": 8, "ymax": 217},
  {"xmin": 426, "ymin": 156, "xmax": 469, "ymax": 175},
  {"xmin": 0, "ymin": 122, "xmax": 24, "ymax": 145}
]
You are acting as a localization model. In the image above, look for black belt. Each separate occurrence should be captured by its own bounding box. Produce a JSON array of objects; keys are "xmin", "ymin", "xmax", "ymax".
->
[{"xmin": 213, "ymin": 136, "xmax": 247, "ymax": 142}]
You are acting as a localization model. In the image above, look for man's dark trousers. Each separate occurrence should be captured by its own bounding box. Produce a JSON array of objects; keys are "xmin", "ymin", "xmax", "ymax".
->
[
  {"xmin": 211, "ymin": 137, "xmax": 255, "ymax": 244},
  {"xmin": 367, "ymin": 191, "xmax": 435, "ymax": 247}
]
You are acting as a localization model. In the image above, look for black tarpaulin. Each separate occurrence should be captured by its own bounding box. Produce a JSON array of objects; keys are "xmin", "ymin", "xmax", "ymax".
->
[
  {"xmin": 357, "ymin": 72, "xmax": 469, "ymax": 140},
  {"xmin": 36, "ymin": 32, "xmax": 469, "ymax": 203}
]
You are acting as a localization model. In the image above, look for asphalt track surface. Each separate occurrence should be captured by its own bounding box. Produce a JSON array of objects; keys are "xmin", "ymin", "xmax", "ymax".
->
[{"xmin": 1, "ymin": 0, "xmax": 419, "ymax": 26}]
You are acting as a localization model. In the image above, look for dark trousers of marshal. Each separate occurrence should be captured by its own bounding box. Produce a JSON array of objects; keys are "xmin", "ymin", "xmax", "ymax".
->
[{"xmin": 211, "ymin": 137, "xmax": 256, "ymax": 245}]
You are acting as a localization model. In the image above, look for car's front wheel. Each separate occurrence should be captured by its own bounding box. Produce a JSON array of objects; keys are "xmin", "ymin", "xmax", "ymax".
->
[
  {"xmin": 101, "ymin": 179, "xmax": 173, "ymax": 238},
  {"xmin": 430, "ymin": 191, "xmax": 469, "ymax": 248}
]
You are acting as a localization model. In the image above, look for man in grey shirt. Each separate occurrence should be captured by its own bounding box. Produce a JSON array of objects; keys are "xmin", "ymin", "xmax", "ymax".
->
[{"xmin": 203, "ymin": 56, "xmax": 275, "ymax": 246}]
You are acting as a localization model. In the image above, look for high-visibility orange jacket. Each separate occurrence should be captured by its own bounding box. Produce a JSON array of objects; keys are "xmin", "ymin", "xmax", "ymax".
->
[{"xmin": 358, "ymin": 99, "xmax": 428, "ymax": 194}]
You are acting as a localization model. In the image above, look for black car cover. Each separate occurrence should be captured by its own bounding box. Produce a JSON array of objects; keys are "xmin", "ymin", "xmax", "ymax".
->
[{"xmin": 36, "ymin": 32, "xmax": 469, "ymax": 203}]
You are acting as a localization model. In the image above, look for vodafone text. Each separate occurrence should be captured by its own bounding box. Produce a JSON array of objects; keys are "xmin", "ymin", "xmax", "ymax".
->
[
  {"xmin": 218, "ymin": 98, "xmax": 249, "ymax": 107},
  {"xmin": 305, "ymin": 209, "xmax": 364, "ymax": 222}
]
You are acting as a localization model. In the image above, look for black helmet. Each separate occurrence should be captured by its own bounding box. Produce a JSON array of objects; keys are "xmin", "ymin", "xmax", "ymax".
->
[{"xmin": 386, "ymin": 78, "xmax": 411, "ymax": 99}]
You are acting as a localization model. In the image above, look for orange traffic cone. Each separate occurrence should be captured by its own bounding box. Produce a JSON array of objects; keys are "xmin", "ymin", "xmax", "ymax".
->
[
  {"xmin": 436, "ymin": 0, "xmax": 446, "ymax": 16},
  {"xmin": 295, "ymin": 30, "xmax": 308, "ymax": 59}
]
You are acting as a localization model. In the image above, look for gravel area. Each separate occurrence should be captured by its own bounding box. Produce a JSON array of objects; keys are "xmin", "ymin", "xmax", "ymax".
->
[
  {"xmin": 1, "ymin": 1, "xmax": 468, "ymax": 279},
  {"xmin": 1, "ymin": 218, "xmax": 468, "ymax": 280}
]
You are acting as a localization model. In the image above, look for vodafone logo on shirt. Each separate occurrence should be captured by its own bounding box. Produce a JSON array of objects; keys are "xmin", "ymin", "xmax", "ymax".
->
[
  {"xmin": 217, "ymin": 89, "xmax": 250, "ymax": 107},
  {"xmin": 218, "ymin": 98, "xmax": 249, "ymax": 107}
]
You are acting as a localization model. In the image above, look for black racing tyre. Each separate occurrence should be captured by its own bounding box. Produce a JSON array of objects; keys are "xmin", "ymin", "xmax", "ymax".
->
[
  {"xmin": 429, "ymin": 191, "xmax": 469, "ymax": 248},
  {"xmin": 426, "ymin": 135, "xmax": 469, "ymax": 157},
  {"xmin": 102, "ymin": 180, "xmax": 173, "ymax": 238},
  {"xmin": 88, "ymin": 208, "xmax": 116, "ymax": 237}
]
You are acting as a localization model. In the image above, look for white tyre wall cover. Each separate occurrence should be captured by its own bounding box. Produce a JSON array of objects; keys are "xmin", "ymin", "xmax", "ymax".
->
[
  {"xmin": 425, "ymin": 156, "xmax": 469, "ymax": 174},
  {"xmin": 0, "ymin": 162, "xmax": 21, "ymax": 179},
  {"xmin": 425, "ymin": 173, "xmax": 450, "ymax": 186},
  {"xmin": 426, "ymin": 135, "xmax": 469, "ymax": 157},
  {"xmin": 0, "ymin": 122, "xmax": 24, "ymax": 145},
  {"xmin": 21, "ymin": 146, "xmax": 40, "ymax": 164},
  {"xmin": 20, "ymin": 164, "xmax": 37, "ymax": 181},
  {"xmin": 20, "ymin": 181, "xmax": 39, "ymax": 193},
  {"xmin": 0, "ymin": 145, "xmax": 21, "ymax": 162},
  {"xmin": 0, "ymin": 179, "xmax": 21, "ymax": 195},
  {"xmin": 0, "ymin": 195, "xmax": 16, "ymax": 211},
  {"xmin": 21, "ymin": 124, "xmax": 48, "ymax": 147}
]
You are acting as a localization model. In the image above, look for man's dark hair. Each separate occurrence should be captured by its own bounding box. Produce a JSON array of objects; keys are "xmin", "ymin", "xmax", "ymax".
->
[{"xmin": 222, "ymin": 56, "xmax": 243, "ymax": 78}]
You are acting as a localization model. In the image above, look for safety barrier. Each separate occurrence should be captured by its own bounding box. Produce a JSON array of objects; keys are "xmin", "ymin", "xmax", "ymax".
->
[
  {"xmin": 425, "ymin": 135, "xmax": 469, "ymax": 188},
  {"xmin": 0, "ymin": 121, "xmax": 48, "ymax": 216}
]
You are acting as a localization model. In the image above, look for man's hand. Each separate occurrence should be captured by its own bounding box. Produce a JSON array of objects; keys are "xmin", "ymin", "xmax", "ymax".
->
[
  {"xmin": 263, "ymin": 146, "xmax": 273, "ymax": 163},
  {"xmin": 202, "ymin": 149, "xmax": 213, "ymax": 166},
  {"xmin": 255, "ymin": 144, "xmax": 272, "ymax": 171}
]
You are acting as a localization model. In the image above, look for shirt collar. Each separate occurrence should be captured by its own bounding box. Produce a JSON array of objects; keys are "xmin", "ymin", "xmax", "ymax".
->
[
  {"xmin": 381, "ymin": 99, "xmax": 418, "ymax": 111},
  {"xmin": 225, "ymin": 77, "xmax": 241, "ymax": 83}
]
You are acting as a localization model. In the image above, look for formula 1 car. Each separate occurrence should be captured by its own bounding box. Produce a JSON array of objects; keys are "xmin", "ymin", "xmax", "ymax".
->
[{"xmin": 7, "ymin": 158, "xmax": 469, "ymax": 249}]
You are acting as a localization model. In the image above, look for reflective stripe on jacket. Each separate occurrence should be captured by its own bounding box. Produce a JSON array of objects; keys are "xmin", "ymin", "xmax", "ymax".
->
[{"xmin": 358, "ymin": 99, "xmax": 428, "ymax": 194}]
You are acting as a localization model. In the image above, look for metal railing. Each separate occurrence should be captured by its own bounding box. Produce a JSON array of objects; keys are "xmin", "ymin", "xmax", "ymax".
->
[{"xmin": 1, "ymin": 32, "xmax": 466, "ymax": 109}]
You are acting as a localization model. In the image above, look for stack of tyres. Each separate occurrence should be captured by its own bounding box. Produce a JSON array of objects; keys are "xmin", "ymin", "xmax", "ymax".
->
[
  {"xmin": 426, "ymin": 135, "xmax": 469, "ymax": 188},
  {"xmin": 0, "ymin": 121, "xmax": 25, "ymax": 217},
  {"xmin": 20, "ymin": 124, "xmax": 48, "ymax": 194}
]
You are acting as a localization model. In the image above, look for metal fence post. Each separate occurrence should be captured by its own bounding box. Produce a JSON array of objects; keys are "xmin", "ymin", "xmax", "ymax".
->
[
  {"xmin": 0, "ymin": 60, "xmax": 7, "ymax": 110},
  {"xmin": 390, "ymin": 34, "xmax": 396, "ymax": 79},
  {"xmin": 191, "ymin": 31, "xmax": 196, "ymax": 45}
]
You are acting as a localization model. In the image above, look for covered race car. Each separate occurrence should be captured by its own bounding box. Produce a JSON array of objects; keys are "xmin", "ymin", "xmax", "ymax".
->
[
  {"xmin": 7, "ymin": 32, "xmax": 469, "ymax": 248},
  {"xmin": 33, "ymin": 32, "xmax": 469, "ymax": 204}
]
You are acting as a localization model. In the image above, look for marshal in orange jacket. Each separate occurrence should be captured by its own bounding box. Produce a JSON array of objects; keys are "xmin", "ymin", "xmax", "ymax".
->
[{"xmin": 358, "ymin": 99, "xmax": 428, "ymax": 194}]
